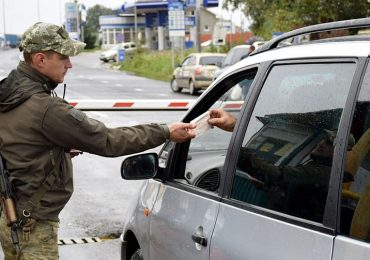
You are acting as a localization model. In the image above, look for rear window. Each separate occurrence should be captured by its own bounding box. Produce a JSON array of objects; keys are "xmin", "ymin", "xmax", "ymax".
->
[{"xmin": 199, "ymin": 56, "xmax": 224, "ymax": 66}]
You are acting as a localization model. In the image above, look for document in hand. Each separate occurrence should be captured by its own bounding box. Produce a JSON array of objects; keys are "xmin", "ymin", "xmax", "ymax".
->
[{"xmin": 190, "ymin": 111, "xmax": 212, "ymax": 137}]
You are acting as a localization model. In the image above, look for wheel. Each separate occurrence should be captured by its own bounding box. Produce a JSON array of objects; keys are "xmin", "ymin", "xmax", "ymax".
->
[
  {"xmin": 130, "ymin": 248, "xmax": 144, "ymax": 260},
  {"xmin": 189, "ymin": 80, "xmax": 198, "ymax": 95},
  {"xmin": 170, "ymin": 78, "xmax": 182, "ymax": 92}
]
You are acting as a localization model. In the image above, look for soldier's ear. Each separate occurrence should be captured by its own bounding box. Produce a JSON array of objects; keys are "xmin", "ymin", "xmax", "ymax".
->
[{"xmin": 32, "ymin": 52, "xmax": 47, "ymax": 67}]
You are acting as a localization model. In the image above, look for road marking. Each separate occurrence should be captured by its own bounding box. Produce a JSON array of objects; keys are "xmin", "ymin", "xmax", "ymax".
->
[
  {"xmin": 135, "ymin": 88, "xmax": 143, "ymax": 91},
  {"xmin": 58, "ymin": 237, "xmax": 102, "ymax": 245},
  {"xmin": 101, "ymin": 80, "xmax": 109, "ymax": 84},
  {"xmin": 58, "ymin": 234, "xmax": 120, "ymax": 246}
]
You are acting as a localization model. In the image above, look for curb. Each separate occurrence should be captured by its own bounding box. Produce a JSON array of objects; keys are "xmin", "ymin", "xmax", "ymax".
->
[
  {"xmin": 58, "ymin": 237, "xmax": 102, "ymax": 245},
  {"xmin": 58, "ymin": 234, "xmax": 120, "ymax": 245}
]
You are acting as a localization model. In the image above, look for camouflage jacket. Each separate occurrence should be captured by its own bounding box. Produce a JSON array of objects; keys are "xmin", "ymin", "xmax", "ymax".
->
[{"xmin": 0, "ymin": 61, "xmax": 169, "ymax": 221}]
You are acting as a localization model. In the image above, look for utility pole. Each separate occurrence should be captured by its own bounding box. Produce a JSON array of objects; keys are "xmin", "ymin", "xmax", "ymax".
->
[
  {"xmin": 134, "ymin": 2, "xmax": 138, "ymax": 44},
  {"xmin": 195, "ymin": 0, "xmax": 201, "ymax": 52},
  {"xmin": 37, "ymin": 0, "xmax": 40, "ymax": 21},
  {"xmin": 2, "ymin": 0, "xmax": 6, "ymax": 36}
]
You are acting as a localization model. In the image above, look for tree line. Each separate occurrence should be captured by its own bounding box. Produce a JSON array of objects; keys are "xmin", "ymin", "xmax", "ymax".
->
[{"xmin": 226, "ymin": 0, "xmax": 370, "ymax": 40}]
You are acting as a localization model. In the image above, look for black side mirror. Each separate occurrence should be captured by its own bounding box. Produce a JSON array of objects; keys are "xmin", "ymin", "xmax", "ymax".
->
[{"xmin": 121, "ymin": 153, "xmax": 158, "ymax": 180}]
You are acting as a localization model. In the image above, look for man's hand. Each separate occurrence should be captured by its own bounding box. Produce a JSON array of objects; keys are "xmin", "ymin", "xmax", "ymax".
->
[
  {"xmin": 168, "ymin": 122, "xmax": 196, "ymax": 143},
  {"xmin": 208, "ymin": 109, "xmax": 236, "ymax": 132}
]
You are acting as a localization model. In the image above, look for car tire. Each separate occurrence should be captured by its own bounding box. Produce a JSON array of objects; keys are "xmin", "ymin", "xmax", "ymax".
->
[
  {"xmin": 130, "ymin": 248, "xmax": 144, "ymax": 260},
  {"xmin": 170, "ymin": 78, "xmax": 182, "ymax": 92},
  {"xmin": 189, "ymin": 80, "xmax": 197, "ymax": 95}
]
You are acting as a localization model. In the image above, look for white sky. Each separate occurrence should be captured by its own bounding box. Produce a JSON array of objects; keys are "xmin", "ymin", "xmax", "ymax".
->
[{"xmin": 0, "ymin": 0, "xmax": 249, "ymax": 35}]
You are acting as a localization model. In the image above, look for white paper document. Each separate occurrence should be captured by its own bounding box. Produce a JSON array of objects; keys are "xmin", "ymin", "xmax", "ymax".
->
[{"xmin": 191, "ymin": 111, "xmax": 212, "ymax": 137}]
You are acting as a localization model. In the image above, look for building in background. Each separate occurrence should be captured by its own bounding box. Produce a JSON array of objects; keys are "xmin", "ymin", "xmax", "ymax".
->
[
  {"xmin": 99, "ymin": 0, "xmax": 232, "ymax": 51},
  {"xmin": 99, "ymin": 14, "xmax": 146, "ymax": 49},
  {"xmin": 96, "ymin": 0, "xmax": 252, "ymax": 51}
]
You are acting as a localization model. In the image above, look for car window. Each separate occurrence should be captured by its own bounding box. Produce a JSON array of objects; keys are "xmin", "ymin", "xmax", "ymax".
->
[
  {"xmin": 341, "ymin": 63, "xmax": 370, "ymax": 242},
  {"xmin": 182, "ymin": 75, "xmax": 256, "ymax": 192},
  {"xmin": 199, "ymin": 56, "xmax": 225, "ymax": 66},
  {"xmin": 231, "ymin": 62, "xmax": 356, "ymax": 223},
  {"xmin": 160, "ymin": 69, "xmax": 257, "ymax": 192},
  {"xmin": 182, "ymin": 56, "xmax": 193, "ymax": 66},
  {"xmin": 189, "ymin": 56, "xmax": 196, "ymax": 66}
]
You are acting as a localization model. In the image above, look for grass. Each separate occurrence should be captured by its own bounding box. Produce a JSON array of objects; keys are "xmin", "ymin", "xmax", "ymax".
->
[
  {"xmin": 116, "ymin": 46, "xmax": 230, "ymax": 82},
  {"xmin": 117, "ymin": 49, "xmax": 189, "ymax": 82}
]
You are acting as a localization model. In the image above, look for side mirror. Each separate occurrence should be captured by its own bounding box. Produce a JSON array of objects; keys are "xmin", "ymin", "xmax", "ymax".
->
[
  {"xmin": 176, "ymin": 63, "xmax": 182, "ymax": 68},
  {"xmin": 121, "ymin": 153, "xmax": 158, "ymax": 180}
]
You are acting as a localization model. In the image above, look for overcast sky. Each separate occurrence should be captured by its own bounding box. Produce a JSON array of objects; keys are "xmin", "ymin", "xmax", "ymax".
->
[{"xmin": 0, "ymin": 0, "xmax": 249, "ymax": 35}]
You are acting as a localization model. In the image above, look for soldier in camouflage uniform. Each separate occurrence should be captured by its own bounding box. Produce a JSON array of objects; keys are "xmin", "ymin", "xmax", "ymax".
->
[{"xmin": 0, "ymin": 22, "xmax": 195, "ymax": 259}]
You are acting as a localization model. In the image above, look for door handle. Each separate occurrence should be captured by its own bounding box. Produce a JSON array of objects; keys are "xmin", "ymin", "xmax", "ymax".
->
[{"xmin": 192, "ymin": 233, "xmax": 208, "ymax": 247}]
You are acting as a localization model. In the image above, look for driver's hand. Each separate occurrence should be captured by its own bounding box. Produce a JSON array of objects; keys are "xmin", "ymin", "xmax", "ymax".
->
[{"xmin": 208, "ymin": 109, "xmax": 236, "ymax": 132}]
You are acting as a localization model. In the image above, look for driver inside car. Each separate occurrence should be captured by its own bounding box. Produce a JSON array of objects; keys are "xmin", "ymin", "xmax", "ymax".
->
[{"xmin": 207, "ymin": 108, "xmax": 355, "ymax": 222}]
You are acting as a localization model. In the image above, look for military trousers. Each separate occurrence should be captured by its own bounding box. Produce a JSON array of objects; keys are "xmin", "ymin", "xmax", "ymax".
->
[{"xmin": 0, "ymin": 213, "xmax": 59, "ymax": 260}]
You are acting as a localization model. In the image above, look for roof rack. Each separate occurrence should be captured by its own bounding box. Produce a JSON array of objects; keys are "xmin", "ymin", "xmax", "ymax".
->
[{"xmin": 251, "ymin": 17, "xmax": 370, "ymax": 56}]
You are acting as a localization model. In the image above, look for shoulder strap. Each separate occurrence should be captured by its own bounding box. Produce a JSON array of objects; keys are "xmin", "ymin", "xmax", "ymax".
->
[{"xmin": 19, "ymin": 148, "xmax": 63, "ymax": 225}]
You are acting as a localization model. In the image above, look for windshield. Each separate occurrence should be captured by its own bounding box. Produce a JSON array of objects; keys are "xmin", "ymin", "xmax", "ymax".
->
[
  {"xmin": 200, "ymin": 56, "xmax": 225, "ymax": 66},
  {"xmin": 222, "ymin": 47, "xmax": 249, "ymax": 67}
]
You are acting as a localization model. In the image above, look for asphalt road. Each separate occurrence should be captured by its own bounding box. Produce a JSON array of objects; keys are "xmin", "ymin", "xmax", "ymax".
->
[
  {"xmin": 0, "ymin": 48, "xmax": 195, "ymax": 259},
  {"xmin": 0, "ymin": 48, "xmax": 199, "ymax": 100}
]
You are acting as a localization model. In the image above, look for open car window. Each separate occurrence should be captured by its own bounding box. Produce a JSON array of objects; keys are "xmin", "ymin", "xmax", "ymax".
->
[{"xmin": 159, "ymin": 68, "xmax": 257, "ymax": 192}]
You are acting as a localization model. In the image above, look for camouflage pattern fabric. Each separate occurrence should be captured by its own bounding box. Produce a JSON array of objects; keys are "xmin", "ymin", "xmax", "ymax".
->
[
  {"xmin": 19, "ymin": 22, "xmax": 85, "ymax": 56},
  {"xmin": 0, "ymin": 215, "xmax": 59, "ymax": 260}
]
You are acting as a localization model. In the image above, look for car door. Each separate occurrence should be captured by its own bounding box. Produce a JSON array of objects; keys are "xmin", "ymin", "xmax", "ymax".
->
[
  {"xmin": 210, "ymin": 59, "xmax": 360, "ymax": 259},
  {"xmin": 332, "ymin": 60, "xmax": 370, "ymax": 260},
  {"xmin": 148, "ymin": 68, "xmax": 258, "ymax": 260},
  {"xmin": 182, "ymin": 55, "xmax": 196, "ymax": 87},
  {"xmin": 176, "ymin": 56, "xmax": 193, "ymax": 88}
]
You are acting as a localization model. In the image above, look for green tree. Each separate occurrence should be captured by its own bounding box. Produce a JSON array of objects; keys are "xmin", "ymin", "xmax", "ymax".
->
[
  {"xmin": 84, "ymin": 4, "xmax": 113, "ymax": 49},
  {"xmin": 226, "ymin": 0, "xmax": 370, "ymax": 40}
]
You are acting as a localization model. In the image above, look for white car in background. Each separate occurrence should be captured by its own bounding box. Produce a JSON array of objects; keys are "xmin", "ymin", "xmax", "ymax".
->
[
  {"xmin": 170, "ymin": 53, "xmax": 226, "ymax": 95},
  {"xmin": 99, "ymin": 42, "xmax": 136, "ymax": 62}
]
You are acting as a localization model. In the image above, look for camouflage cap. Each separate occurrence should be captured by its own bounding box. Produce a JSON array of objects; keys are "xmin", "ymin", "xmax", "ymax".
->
[{"xmin": 19, "ymin": 22, "xmax": 86, "ymax": 56}]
